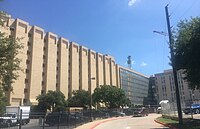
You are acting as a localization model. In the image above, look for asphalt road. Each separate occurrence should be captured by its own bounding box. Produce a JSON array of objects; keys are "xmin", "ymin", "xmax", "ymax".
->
[
  {"xmin": 76, "ymin": 113, "xmax": 170, "ymax": 129},
  {"xmin": 3, "ymin": 114, "xmax": 200, "ymax": 129},
  {"xmin": 94, "ymin": 114, "xmax": 169, "ymax": 129}
]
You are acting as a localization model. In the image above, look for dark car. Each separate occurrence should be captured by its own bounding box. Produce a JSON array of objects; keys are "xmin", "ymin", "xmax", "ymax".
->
[
  {"xmin": 110, "ymin": 111, "xmax": 126, "ymax": 117},
  {"xmin": 133, "ymin": 108, "xmax": 148, "ymax": 117},
  {"xmin": 184, "ymin": 104, "xmax": 200, "ymax": 114}
]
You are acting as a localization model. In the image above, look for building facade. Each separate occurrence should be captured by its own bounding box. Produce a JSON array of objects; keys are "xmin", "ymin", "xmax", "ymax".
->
[
  {"xmin": 155, "ymin": 69, "xmax": 200, "ymax": 106},
  {"xmin": 0, "ymin": 12, "xmax": 119, "ymax": 106},
  {"xmin": 119, "ymin": 66, "xmax": 149, "ymax": 105},
  {"xmin": 143, "ymin": 76, "xmax": 157, "ymax": 106}
]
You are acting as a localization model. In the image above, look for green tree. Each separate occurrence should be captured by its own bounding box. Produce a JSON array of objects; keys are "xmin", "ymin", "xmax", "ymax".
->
[
  {"xmin": 93, "ymin": 85, "xmax": 130, "ymax": 109},
  {"xmin": 0, "ymin": 12, "xmax": 23, "ymax": 108},
  {"xmin": 174, "ymin": 17, "xmax": 200, "ymax": 90},
  {"xmin": 36, "ymin": 90, "xmax": 66, "ymax": 112},
  {"xmin": 0, "ymin": 87, "xmax": 7, "ymax": 113},
  {"xmin": 67, "ymin": 90, "xmax": 90, "ymax": 108},
  {"xmin": 0, "ymin": 15, "xmax": 23, "ymax": 92}
]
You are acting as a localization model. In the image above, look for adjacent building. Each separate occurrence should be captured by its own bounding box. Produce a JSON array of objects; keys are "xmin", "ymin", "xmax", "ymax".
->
[
  {"xmin": 119, "ymin": 66, "xmax": 149, "ymax": 105},
  {"xmin": 155, "ymin": 69, "xmax": 200, "ymax": 106}
]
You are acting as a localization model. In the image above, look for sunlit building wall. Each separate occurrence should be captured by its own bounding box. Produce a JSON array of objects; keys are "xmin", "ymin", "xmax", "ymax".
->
[
  {"xmin": 119, "ymin": 66, "xmax": 149, "ymax": 105},
  {"xmin": 79, "ymin": 46, "xmax": 89, "ymax": 91},
  {"xmin": 0, "ymin": 12, "xmax": 123, "ymax": 106},
  {"xmin": 155, "ymin": 69, "xmax": 200, "ymax": 106},
  {"xmin": 27, "ymin": 26, "xmax": 44, "ymax": 105},
  {"xmin": 103, "ymin": 55, "xmax": 111, "ymax": 85},
  {"xmin": 88, "ymin": 50, "xmax": 97, "ymax": 93},
  {"xmin": 57, "ymin": 38, "xmax": 69, "ymax": 98},
  {"xmin": 96, "ymin": 53, "xmax": 104, "ymax": 87}
]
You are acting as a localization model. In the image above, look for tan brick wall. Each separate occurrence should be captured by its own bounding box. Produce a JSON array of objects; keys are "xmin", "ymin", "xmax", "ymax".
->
[
  {"xmin": 110, "ymin": 60, "xmax": 117, "ymax": 86},
  {"xmin": 57, "ymin": 38, "xmax": 69, "ymax": 99},
  {"xmin": 69, "ymin": 42, "xmax": 79, "ymax": 97},
  {"xmin": 10, "ymin": 19, "xmax": 30, "ymax": 106},
  {"xmin": 79, "ymin": 46, "xmax": 88, "ymax": 91},
  {"xmin": 28, "ymin": 26, "xmax": 44, "ymax": 104},
  {"xmin": 44, "ymin": 32, "xmax": 57, "ymax": 92},
  {"xmin": 89, "ymin": 50, "xmax": 97, "ymax": 93},
  {"xmin": 96, "ymin": 53, "xmax": 104, "ymax": 87},
  {"xmin": 103, "ymin": 55, "xmax": 111, "ymax": 85}
]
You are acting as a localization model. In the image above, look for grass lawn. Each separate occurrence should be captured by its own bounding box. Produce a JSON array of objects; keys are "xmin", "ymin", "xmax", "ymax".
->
[{"xmin": 156, "ymin": 117, "xmax": 200, "ymax": 129}]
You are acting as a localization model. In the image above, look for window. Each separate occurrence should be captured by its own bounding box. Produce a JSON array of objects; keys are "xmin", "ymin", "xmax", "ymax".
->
[
  {"xmin": 25, "ymin": 79, "xmax": 29, "ymax": 83},
  {"xmin": 26, "ymin": 60, "xmax": 30, "ymax": 64},
  {"xmin": 28, "ymin": 33, "xmax": 32, "ymax": 37},
  {"xmin": 23, "ymin": 99, "xmax": 27, "ymax": 103},
  {"xmin": 27, "ymin": 41, "xmax": 31, "ymax": 46},
  {"xmin": 41, "ymin": 90, "xmax": 44, "ymax": 94},
  {"xmin": 10, "ymin": 27, "xmax": 15, "ymax": 31},
  {"xmin": 27, "ymin": 50, "xmax": 30, "ymax": 55},
  {"xmin": 24, "ymin": 88, "xmax": 28, "ymax": 93},
  {"xmin": 26, "ymin": 69, "xmax": 29, "ymax": 73}
]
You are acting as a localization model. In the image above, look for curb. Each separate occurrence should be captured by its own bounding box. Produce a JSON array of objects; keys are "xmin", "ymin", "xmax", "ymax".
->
[
  {"xmin": 154, "ymin": 118, "xmax": 179, "ymax": 129},
  {"xmin": 89, "ymin": 116, "xmax": 130, "ymax": 129}
]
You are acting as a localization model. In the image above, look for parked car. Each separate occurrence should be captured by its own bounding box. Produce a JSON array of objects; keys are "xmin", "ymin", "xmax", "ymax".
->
[
  {"xmin": 133, "ymin": 108, "xmax": 148, "ymax": 117},
  {"xmin": 157, "ymin": 107, "xmax": 162, "ymax": 114},
  {"xmin": 110, "ymin": 111, "xmax": 126, "ymax": 117},
  {"xmin": 184, "ymin": 104, "xmax": 200, "ymax": 114}
]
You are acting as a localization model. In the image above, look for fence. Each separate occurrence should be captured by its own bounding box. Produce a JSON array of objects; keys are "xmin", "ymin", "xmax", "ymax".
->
[
  {"xmin": 160, "ymin": 100, "xmax": 200, "ymax": 120},
  {"xmin": 0, "ymin": 108, "xmax": 138, "ymax": 129}
]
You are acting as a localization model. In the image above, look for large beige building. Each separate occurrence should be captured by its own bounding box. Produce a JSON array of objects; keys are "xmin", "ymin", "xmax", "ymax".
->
[
  {"xmin": 155, "ymin": 69, "xmax": 200, "ymax": 106},
  {"xmin": 0, "ymin": 12, "xmax": 120, "ymax": 106}
]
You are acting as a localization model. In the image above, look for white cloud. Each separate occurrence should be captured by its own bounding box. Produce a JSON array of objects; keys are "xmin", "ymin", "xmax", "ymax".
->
[
  {"xmin": 140, "ymin": 62, "xmax": 147, "ymax": 67},
  {"xmin": 128, "ymin": 0, "xmax": 137, "ymax": 6}
]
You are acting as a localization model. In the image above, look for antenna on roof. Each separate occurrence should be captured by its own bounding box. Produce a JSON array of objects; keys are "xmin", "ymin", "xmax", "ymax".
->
[{"xmin": 127, "ymin": 56, "xmax": 132, "ymax": 69}]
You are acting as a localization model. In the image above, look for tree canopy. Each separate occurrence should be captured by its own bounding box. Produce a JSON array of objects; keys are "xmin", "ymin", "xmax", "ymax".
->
[
  {"xmin": 174, "ymin": 17, "xmax": 200, "ymax": 90},
  {"xmin": 0, "ymin": 17, "xmax": 23, "ymax": 92},
  {"xmin": 67, "ymin": 90, "xmax": 90, "ymax": 108},
  {"xmin": 0, "ymin": 87, "xmax": 7, "ymax": 113},
  {"xmin": 93, "ymin": 85, "xmax": 130, "ymax": 109},
  {"xmin": 36, "ymin": 90, "xmax": 66, "ymax": 112},
  {"xmin": 0, "ymin": 14, "xmax": 23, "ymax": 107}
]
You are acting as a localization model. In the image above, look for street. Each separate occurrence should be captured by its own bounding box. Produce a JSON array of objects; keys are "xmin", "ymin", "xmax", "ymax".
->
[{"xmin": 76, "ymin": 113, "xmax": 170, "ymax": 129}]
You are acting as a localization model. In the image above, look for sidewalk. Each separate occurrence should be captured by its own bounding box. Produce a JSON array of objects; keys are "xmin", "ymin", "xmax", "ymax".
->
[{"xmin": 75, "ymin": 116, "xmax": 131, "ymax": 129}]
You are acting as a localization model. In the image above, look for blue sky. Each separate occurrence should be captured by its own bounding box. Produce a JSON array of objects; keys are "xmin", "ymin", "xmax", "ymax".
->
[{"xmin": 1, "ymin": 0, "xmax": 200, "ymax": 76}]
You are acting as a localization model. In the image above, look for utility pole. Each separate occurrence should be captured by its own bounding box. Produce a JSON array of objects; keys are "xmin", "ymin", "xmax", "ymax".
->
[{"xmin": 165, "ymin": 5, "xmax": 183, "ymax": 125}]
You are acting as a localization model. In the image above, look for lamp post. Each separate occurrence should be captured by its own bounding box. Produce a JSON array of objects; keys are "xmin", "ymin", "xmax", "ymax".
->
[
  {"xmin": 190, "ymin": 91, "xmax": 194, "ymax": 119},
  {"xmin": 90, "ymin": 77, "xmax": 95, "ymax": 121}
]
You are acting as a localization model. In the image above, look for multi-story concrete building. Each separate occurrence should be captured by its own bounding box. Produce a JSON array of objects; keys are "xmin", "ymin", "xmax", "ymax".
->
[
  {"xmin": 119, "ymin": 66, "xmax": 149, "ymax": 105},
  {"xmin": 0, "ymin": 12, "xmax": 152, "ymax": 107},
  {"xmin": 155, "ymin": 69, "xmax": 200, "ymax": 106},
  {"xmin": 0, "ymin": 12, "xmax": 120, "ymax": 106}
]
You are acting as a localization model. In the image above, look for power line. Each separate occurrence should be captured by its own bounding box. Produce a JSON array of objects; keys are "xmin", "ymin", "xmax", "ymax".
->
[
  {"xmin": 169, "ymin": 0, "xmax": 185, "ymax": 17},
  {"xmin": 177, "ymin": 0, "xmax": 199, "ymax": 20}
]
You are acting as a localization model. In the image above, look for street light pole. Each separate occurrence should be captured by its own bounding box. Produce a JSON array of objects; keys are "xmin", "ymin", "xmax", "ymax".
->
[
  {"xmin": 165, "ymin": 5, "xmax": 183, "ymax": 125},
  {"xmin": 90, "ymin": 77, "xmax": 95, "ymax": 121}
]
